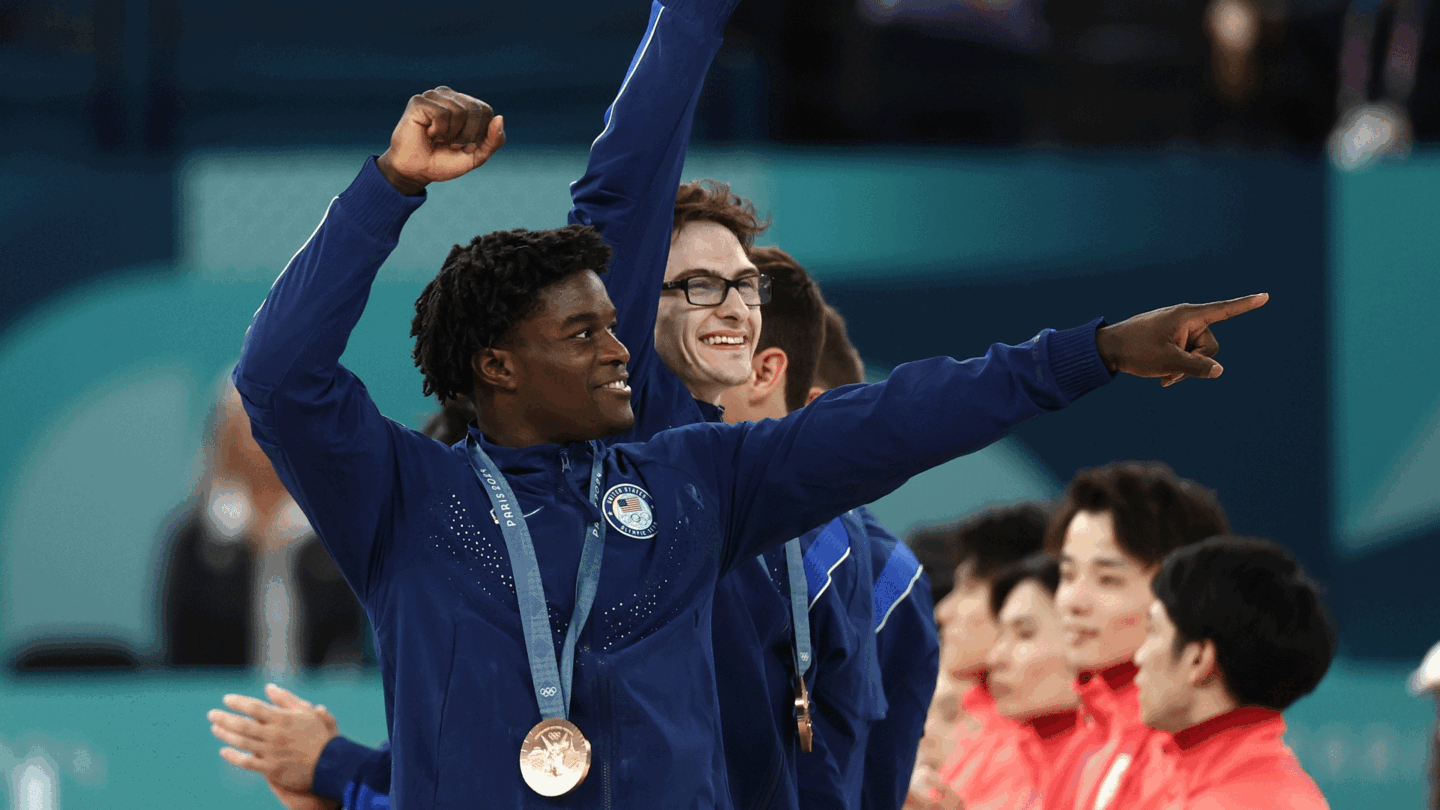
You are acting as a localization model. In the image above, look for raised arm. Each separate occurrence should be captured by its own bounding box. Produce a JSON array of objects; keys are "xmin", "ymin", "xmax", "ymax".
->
[
  {"xmin": 569, "ymin": 0, "xmax": 742, "ymax": 407},
  {"xmin": 233, "ymin": 89, "xmax": 503, "ymax": 598}
]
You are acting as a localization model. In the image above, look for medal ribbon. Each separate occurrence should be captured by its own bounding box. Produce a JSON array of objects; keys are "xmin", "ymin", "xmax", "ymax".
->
[
  {"xmin": 467, "ymin": 438, "xmax": 606, "ymax": 720},
  {"xmin": 757, "ymin": 539, "xmax": 813, "ymax": 677}
]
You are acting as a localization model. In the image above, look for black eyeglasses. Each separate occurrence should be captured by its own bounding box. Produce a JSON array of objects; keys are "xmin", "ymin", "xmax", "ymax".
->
[{"xmin": 660, "ymin": 274, "xmax": 772, "ymax": 307}]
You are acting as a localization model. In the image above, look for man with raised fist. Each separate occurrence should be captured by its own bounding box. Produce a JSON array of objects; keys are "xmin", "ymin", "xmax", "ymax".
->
[{"xmin": 222, "ymin": 51, "xmax": 1271, "ymax": 808}]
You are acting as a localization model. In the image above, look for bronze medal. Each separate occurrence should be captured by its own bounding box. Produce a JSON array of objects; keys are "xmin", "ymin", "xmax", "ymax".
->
[
  {"xmin": 794, "ymin": 677, "xmax": 814, "ymax": 752},
  {"xmin": 519, "ymin": 718, "xmax": 592, "ymax": 797}
]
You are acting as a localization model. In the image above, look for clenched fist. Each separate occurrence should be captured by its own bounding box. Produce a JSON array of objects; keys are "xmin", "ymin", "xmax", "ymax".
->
[{"xmin": 376, "ymin": 86, "xmax": 506, "ymax": 196}]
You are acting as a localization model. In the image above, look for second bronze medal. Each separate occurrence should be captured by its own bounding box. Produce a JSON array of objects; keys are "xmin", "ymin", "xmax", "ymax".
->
[{"xmin": 794, "ymin": 676, "xmax": 814, "ymax": 752}]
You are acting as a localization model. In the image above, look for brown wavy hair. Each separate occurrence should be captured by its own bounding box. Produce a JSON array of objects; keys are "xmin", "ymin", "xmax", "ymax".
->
[{"xmin": 672, "ymin": 180, "xmax": 769, "ymax": 247}]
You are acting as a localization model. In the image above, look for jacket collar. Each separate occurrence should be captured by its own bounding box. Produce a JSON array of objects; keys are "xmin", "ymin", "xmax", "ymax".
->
[
  {"xmin": 1168, "ymin": 706, "xmax": 1284, "ymax": 753},
  {"xmin": 1076, "ymin": 660, "xmax": 1139, "ymax": 702},
  {"xmin": 1027, "ymin": 708, "xmax": 1080, "ymax": 741},
  {"xmin": 694, "ymin": 398, "xmax": 726, "ymax": 424},
  {"xmin": 466, "ymin": 426, "xmax": 571, "ymax": 474}
]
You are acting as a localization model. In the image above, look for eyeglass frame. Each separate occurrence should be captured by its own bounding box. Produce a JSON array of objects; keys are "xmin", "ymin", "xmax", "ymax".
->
[{"xmin": 659, "ymin": 273, "xmax": 773, "ymax": 307}]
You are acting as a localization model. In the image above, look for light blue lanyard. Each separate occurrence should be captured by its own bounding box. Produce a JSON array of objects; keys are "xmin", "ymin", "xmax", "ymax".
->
[
  {"xmin": 757, "ymin": 539, "xmax": 812, "ymax": 677},
  {"xmin": 466, "ymin": 438, "xmax": 606, "ymax": 720}
]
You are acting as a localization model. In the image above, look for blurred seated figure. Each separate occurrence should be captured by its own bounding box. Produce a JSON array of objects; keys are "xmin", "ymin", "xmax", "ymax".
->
[
  {"xmin": 159, "ymin": 377, "xmax": 368, "ymax": 671},
  {"xmin": 908, "ymin": 502, "xmax": 1050, "ymax": 807},
  {"xmin": 932, "ymin": 553, "xmax": 1079, "ymax": 809}
]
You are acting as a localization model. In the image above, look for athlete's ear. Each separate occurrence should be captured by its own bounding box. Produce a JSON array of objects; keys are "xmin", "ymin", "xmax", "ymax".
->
[
  {"xmin": 1190, "ymin": 638, "xmax": 1221, "ymax": 688},
  {"xmin": 473, "ymin": 348, "xmax": 519, "ymax": 393},
  {"xmin": 750, "ymin": 347, "xmax": 788, "ymax": 402}
]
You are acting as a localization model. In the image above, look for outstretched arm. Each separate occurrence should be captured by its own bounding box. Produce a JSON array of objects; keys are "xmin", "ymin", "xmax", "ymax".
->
[
  {"xmin": 569, "ymin": 0, "xmax": 743, "ymax": 430},
  {"xmin": 232, "ymin": 89, "xmax": 503, "ymax": 598},
  {"xmin": 645, "ymin": 293, "xmax": 1270, "ymax": 570}
]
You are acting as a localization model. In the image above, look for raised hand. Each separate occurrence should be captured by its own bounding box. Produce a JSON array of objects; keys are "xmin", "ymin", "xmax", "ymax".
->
[
  {"xmin": 207, "ymin": 683, "xmax": 340, "ymax": 794},
  {"xmin": 376, "ymin": 86, "xmax": 506, "ymax": 195},
  {"xmin": 1095, "ymin": 293, "xmax": 1269, "ymax": 386}
]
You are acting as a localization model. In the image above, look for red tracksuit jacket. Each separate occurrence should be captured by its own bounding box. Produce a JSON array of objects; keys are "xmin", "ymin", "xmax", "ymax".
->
[
  {"xmin": 945, "ymin": 706, "xmax": 1080, "ymax": 810},
  {"xmin": 1100, "ymin": 706, "xmax": 1328, "ymax": 810},
  {"xmin": 1043, "ymin": 662, "xmax": 1163, "ymax": 810}
]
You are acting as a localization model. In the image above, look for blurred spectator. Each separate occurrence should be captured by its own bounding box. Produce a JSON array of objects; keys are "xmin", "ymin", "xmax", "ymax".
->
[
  {"xmin": 420, "ymin": 396, "xmax": 476, "ymax": 446},
  {"xmin": 1329, "ymin": 0, "xmax": 1429, "ymax": 168},
  {"xmin": 1410, "ymin": 640, "xmax": 1440, "ymax": 809},
  {"xmin": 929, "ymin": 552, "xmax": 1077, "ymax": 808},
  {"xmin": 159, "ymin": 376, "xmax": 368, "ymax": 671},
  {"xmin": 857, "ymin": 0, "xmax": 1049, "ymax": 52}
]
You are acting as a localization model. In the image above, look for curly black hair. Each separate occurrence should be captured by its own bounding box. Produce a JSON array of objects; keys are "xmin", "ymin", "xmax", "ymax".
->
[{"xmin": 411, "ymin": 224, "xmax": 612, "ymax": 402}]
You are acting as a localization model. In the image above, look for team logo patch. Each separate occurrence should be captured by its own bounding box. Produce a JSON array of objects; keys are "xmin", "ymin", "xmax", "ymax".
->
[{"xmin": 602, "ymin": 484, "xmax": 657, "ymax": 539}]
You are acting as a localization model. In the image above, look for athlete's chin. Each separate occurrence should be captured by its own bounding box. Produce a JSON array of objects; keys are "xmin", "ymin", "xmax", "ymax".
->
[
  {"xmin": 599, "ymin": 405, "xmax": 635, "ymax": 435},
  {"xmin": 703, "ymin": 363, "xmax": 752, "ymax": 390}
]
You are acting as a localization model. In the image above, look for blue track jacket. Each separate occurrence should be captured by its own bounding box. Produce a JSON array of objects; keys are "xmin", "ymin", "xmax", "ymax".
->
[
  {"xmin": 236, "ymin": 7, "xmax": 1112, "ymax": 801},
  {"xmin": 319, "ymin": 0, "xmax": 897, "ymax": 792},
  {"xmin": 565, "ymin": 0, "xmax": 886, "ymax": 804},
  {"xmin": 857, "ymin": 507, "xmax": 939, "ymax": 810},
  {"xmin": 234, "ymin": 150, "xmax": 1111, "ymax": 808}
]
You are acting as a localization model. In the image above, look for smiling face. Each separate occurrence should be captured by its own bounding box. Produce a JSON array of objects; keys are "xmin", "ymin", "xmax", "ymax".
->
[
  {"xmin": 987, "ymin": 580, "xmax": 1079, "ymax": 720},
  {"xmin": 656, "ymin": 221, "xmax": 762, "ymax": 404},
  {"xmin": 937, "ymin": 560, "xmax": 1000, "ymax": 682},
  {"xmin": 1055, "ymin": 510, "xmax": 1157, "ymax": 673},
  {"xmin": 494, "ymin": 270, "xmax": 634, "ymax": 444}
]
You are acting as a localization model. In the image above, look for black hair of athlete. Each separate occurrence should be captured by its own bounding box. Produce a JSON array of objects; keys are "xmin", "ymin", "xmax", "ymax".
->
[
  {"xmin": 1152, "ymin": 536, "xmax": 1336, "ymax": 711},
  {"xmin": 1045, "ymin": 461, "xmax": 1230, "ymax": 569},
  {"xmin": 815, "ymin": 305, "xmax": 865, "ymax": 389},
  {"xmin": 989, "ymin": 553, "xmax": 1061, "ymax": 620},
  {"xmin": 750, "ymin": 246, "xmax": 827, "ymax": 412},
  {"xmin": 412, "ymin": 225, "xmax": 612, "ymax": 402},
  {"xmin": 913, "ymin": 502, "xmax": 1051, "ymax": 603}
]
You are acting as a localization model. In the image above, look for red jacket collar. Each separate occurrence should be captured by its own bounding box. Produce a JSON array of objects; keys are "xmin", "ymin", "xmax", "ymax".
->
[
  {"xmin": 1170, "ymin": 706, "xmax": 1284, "ymax": 752},
  {"xmin": 1027, "ymin": 709, "xmax": 1080, "ymax": 741},
  {"xmin": 1075, "ymin": 660, "xmax": 1139, "ymax": 699},
  {"xmin": 961, "ymin": 679, "xmax": 998, "ymax": 717}
]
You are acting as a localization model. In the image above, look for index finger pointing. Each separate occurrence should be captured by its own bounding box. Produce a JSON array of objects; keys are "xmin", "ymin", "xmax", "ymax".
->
[
  {"xmin": 222, "ymin": 693, "xmax": 282, "ymax": 723},
  {"xmin": 1196, "ymin": 293, "xmax": 1269, "ymax": 325}
]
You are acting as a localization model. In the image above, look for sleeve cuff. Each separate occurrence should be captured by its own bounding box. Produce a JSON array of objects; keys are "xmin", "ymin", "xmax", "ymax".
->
[
  {"xmin": 312, "ymin": 736, "xmax": 378, "ymax": 802},
  {"xmin": 1047, "ymin": 317, "xmax": 1116, "ymax": 405},
  {"xmin": 335, "ymin": 156, "xmax": 427, "ymax": 243},
  {"xmin": 663, "ymin": 0, "xmax": 741, "ymax": 39}
]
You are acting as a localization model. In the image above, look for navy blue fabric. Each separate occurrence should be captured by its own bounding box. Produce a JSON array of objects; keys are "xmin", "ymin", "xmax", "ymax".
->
[
  {"xmin": 232, "ymin": 157, "xmax": 1109, "ymax": 806},
  {"xmin": 234, "ymin": 64, "xmax": 1111, "ymax": 810},
  {"xmin": 319, "ymin": 0, "xmax": 749, "ymax": 803},
  {"xmin": 856, "ymin": 506, "xmax": 940, "ymax": 810},
  {"xmin": 786, "ymin": 509, "xmax": 887, "ymax": 810},
  {"xmin": 315, "ymin": 737, "xmax": 390, "ymax": 804},
  {"xmin": 567, "ymin": 0, "xmax": 889, "ymax": 804}
]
